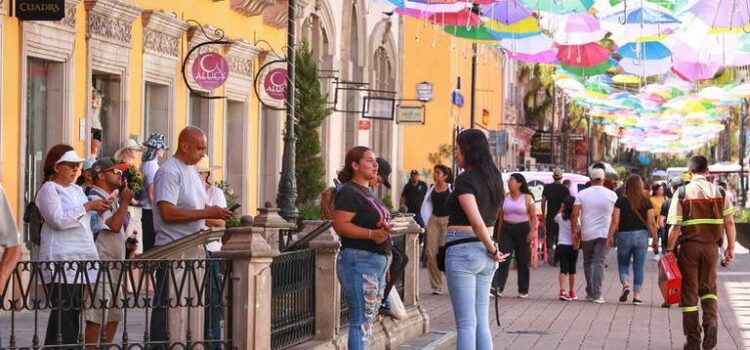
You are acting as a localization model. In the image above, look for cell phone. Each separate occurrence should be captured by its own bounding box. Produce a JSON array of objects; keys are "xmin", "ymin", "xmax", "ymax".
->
[{"xmin": 229, "ymin": 203, "xmax": 241, "ymax": 212}]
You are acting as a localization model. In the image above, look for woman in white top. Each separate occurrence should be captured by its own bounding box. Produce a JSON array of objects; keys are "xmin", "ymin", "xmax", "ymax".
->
[
  {"xmin": 36, "ymin": 144, "xmax": 111, "ymax": 346},
  {"xmin": 554, "ymin": 196, "xmax": 580, "ymax": 301},
  {"xmin": 419, "ymin": 164, "xmax": 453, "ymax": 295}
]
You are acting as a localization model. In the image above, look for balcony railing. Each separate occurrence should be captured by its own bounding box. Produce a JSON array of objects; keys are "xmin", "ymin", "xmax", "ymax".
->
[{"xmin": 270, "ymin": 249, "xmax": 315, "ymax": 349}]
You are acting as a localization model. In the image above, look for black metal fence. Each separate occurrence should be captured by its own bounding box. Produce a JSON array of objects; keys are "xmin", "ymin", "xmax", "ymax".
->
[
  {"xmin": 0, "ymin": 257, "xmax": 232, "ymax": 350},
  {"xmin": 270, "ymin": 249, "xmax": 316, "ymax": 350}
]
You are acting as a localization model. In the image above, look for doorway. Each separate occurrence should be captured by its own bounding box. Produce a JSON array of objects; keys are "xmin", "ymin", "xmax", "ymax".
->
[
  {"xmin": 259, "ymin": 107, "xmax": 282, "ymax": 207},
  {"xmin": 225, "ymin": 100, "xmax": 246, "ymax": 212},
  {"xmin": 143, "ymin": 82, "xmax": 171, "ymax": 150},
  {"xmin": 92, "ymin": 72, "xmax": 123, "ymax": 158}
]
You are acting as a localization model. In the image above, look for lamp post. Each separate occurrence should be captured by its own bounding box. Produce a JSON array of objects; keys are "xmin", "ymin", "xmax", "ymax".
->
[{"xmin": 276, "ymin": 0, "xmax": 298, "ymax": 221}]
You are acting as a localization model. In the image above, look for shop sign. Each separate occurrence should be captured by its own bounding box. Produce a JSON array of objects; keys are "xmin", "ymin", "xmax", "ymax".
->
[
  {"xmin": 451, "ymin": 91, "xmax": 464, "ymax": 107},
  {"xmin": 531, "ymin": 130, "xmax": 553, "ymax": 163},
  {"xmin": 358, "ymin": 120, "xmax": 371, "ymax": 130},
  {"xmin": 191, "ymin": 52, "xmax": 229, "ymax": 90},
  {"xmin": 255, "ymin": 59, "xmax": 287, "ymax": 110},
  {"xmin": 15, "ymin": 0, "xmax": 65, "ymax": 21},
  {"xmin": 416, "ymin": 82, "xmax": 433, "ymax": 102},
  {"xmin": 263, "ymin": 68, "xmax": 288, "ymax": 101},
  {"xmin": 397, "ymin": 106, "xmax": 425, "ymax": 124}
]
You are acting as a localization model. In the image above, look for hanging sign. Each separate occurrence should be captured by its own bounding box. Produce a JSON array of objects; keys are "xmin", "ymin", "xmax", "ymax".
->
[
  {"xmin": 255, "ymin": 59, "xmax": 288, "ymax": 110},
  {"xmin": 451, "ymin": 91, "xmax": 464, "ymax": 107},
  {"xmin": 416, "ymin": 82, "xmax": 434, "ymax": 102},
  {"xmin": 14, "ymin": 0, "xmax": 65, "ymax": 21},
  {"xmin": 264, "ymin": 68, "xmax": 288, "ymax": 101},
  {"xmin": 192, "ymin": 52, "xmax": 229, "ymax": 90},
  {"xmin": 398, "ymin": 106, "xmax": 426, "ymax": 124},
  {"xmin": 362, "ymin": 96, "xmax": 396, "ymax": 120}
]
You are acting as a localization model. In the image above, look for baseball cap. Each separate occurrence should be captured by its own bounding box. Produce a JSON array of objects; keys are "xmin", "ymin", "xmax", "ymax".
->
[
  {"xmin": 91, "ymin": 157, "xmax": 127, "ymax": 178},
  {"xmin": 589, "ymin": 168, "xmax": 605, "ymax": 180},
  {"xmin": 114, "ymin": 139, "xmax": 144, "ymax": 161},
  {"xmin": 377, "ymin": 157, "xmax": 392, "ymax": 189},
  {"xmin": 56, "ymin": 150, "xmax": 86, "ymax": 164},
  {"xmin": 669, "ymin": 176, "xmax": 684, "ymax": 188},
  {"xmin": 552, "ymin": 168, "xmax": 563, "ymax": 179}
]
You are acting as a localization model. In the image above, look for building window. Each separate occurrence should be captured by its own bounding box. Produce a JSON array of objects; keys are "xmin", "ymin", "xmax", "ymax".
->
[
  {"xmin": 92, "ymin": 73, "xmax": 123, "ymax": 157},
  {"xmin": 225, "ymin": 100, "xmax": 247, "ymax": 211},
  {"xmin": 143, "ymin": 82, "xmax": 171, "ymax": 148},
  {"xmin": 189, "ymin": 91, "xmax": 212, "ymax": 149}
]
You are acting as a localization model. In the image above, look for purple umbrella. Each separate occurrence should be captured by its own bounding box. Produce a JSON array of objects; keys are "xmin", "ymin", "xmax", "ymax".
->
[
  {"xmin": 481, "ymin": 0, "xmax": 534, "ymax": 25},
  {"xmin": 671, "ymin": 39, "xmax": 724, "ymax": 81},
  {"xmin": 511, "ymin": 49, "xmax": 559, "ymax": 63},
  {"xmin": 689, "ymin": 0, "xmax": 750, "ymax": 30}
]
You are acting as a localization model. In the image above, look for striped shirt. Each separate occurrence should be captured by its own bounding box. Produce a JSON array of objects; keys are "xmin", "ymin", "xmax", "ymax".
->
[{"xmin": 666, "ymin": 175, "xmax": 733, "ymax": 245}]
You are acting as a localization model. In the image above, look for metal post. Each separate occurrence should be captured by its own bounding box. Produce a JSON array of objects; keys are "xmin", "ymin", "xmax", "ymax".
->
[
  {"xmin": 470, "ymin": 42, "xmax": 477, "ymax": 129},
  {"xmin": 551, "ymin": 84, "xmax": 556, "ymax": 166},
  {"xmin": 276, "ymin": 0, "xmax": 298, "ymax": 221},
  {"xmin": 586, "ymin": 113, "xmax": 592, "ymax": 165},
  {"xmin": 741, "ymin": 101, "xmax": 747, "ymax": 207}
]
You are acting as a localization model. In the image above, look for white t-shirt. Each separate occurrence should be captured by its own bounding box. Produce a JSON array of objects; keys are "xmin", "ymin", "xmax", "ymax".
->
[
  {"xmin": 574, "ymin": 185, "xmax": 617, "ymax": 241},
  {"xmin": 205, "ymin": 186, "xmax": 227, "ymax": 252},
  {"xmin": 153, "ymin": 156, "xmax": 207, "ymax": 246},
  {"xmin": 140, "ymin": 159, "xmax": 159, "ymax": 210},
  {"xmin": 554, "ymin": 212, "xmax": 576, "ymax": 246},
  {"xmin": 0, "ymin": 184, "xmax": 19, "ymax": 248}
]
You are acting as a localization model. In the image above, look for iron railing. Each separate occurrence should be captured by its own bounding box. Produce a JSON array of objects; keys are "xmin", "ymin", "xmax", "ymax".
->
[
  {"xmin": 270, "ymin": 249, "xmax": 315, "ymax": 349},
  {"xmin": 0, "ymin": 257, "xmax": 232, "ymax": 350},
  {"xmin": 392, "ymin": 233, "xmax": 406, "ymax": 300}
]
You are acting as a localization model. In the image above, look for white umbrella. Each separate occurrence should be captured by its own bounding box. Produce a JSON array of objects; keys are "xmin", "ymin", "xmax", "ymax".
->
[{"xmin": 652, "ymin": 169, "xmax": 668, "ymax": 177}]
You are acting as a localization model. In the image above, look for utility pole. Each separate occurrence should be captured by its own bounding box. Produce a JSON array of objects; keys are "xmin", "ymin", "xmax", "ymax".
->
[
  {"xmin": 470, "ymin": 42, "xmax": 477, "ymax": 129},
  {"xmin": 276, "ymin": 0, "xmax": 298, "ymax": 221},
  {"xmin": 741, "ymin": 102, "xmax": 747, "ymax": 207}
]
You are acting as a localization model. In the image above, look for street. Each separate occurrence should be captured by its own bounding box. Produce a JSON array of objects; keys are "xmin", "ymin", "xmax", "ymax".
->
[{"xmin": 421, "ymin": 249, "xmax": 750, "ymax": 350}]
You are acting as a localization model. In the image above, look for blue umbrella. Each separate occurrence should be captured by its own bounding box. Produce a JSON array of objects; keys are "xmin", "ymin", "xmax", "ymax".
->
[
  {"xmin": 617, "ymin": 41, "xmax": 672, "ymax": 60},
  {"xmin": 603, "ymin": 7, "xmax": 680, "ymax": 25}
]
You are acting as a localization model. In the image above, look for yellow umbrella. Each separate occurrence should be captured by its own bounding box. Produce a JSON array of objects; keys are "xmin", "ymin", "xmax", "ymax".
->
[
  {"xmin": 485, "ymin": 17, "xmax": 541, "ymax": 35},
  {"xmin": 612, "ymin": 74, "xmax": 641, "ymax": 84}
]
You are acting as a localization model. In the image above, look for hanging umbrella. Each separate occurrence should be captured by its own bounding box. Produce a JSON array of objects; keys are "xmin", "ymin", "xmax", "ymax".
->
[
  {"xmin": 404, "ymin": 0, "xmax": 468, "ymax": 12},
  {"xmin": 612, "ymin": 74, "xmax": 641, "ymax": 84},
  {"xmin": 561, "ymin": 60, "xmax": 613, "ymax": 76},
  {"xmin": 609, "ymin": 0, "xmax": 675, "ymax": 11},
  {"xmin": 689, "ymin": 0, "xmax": 750, "ymax": 31},
  {"xmin": 557, "ymin": 42, "xmax": 611, "ymax": 67},
  {"xmin": 602, "ymin": 7, "xmax": 680, "ymax": 39},
  {"xmin": 553, "ymin": 13, "xmax": 607, "ymax": 45},
  {"xmin": 394, "ymin": 8, "xmax": 434, "ymax": 18},
  {"xmin": 485, "ymin": 16, "xmax": 542, "ymax": 38},
  {"xmin": 671, "ymin": 39, "xmax": 724, "ymax": 81},
  {"xmin": 499, "ymin": 33, "xmax": 553, "ymax": 54},
  {"xmin": 480, "ymin": 0, "xmax": 534, "ymax": 25},
  {"xmin": 511, "ymin": 49, "xmax": 559, "ymax": 63},
  {"xmin": 443, "ymin": 25, "xmax": 501, "ymax": 41},
  {"xmin": 428, "ymin": 8, "xmax": 482, "ymax": 26},
  {"xmin": 652, "ymin": 169, "xmax": 669, "ymax": 177},
  {"xmin": 518, "ymin": 0, "xmax": 594, "ymax": 14},
  {"xmin": 617, "ymin": 41, "xmax": 672, "ymax": 76}
]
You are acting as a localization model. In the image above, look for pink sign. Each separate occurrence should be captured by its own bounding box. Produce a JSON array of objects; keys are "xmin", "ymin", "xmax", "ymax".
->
[
  {"xmin": 264, "ymin": 68, "xmax": 287, "ymax": 100},
  {"xmin": 191, "ymin": 52, "xmax": 229, "ymax": 90}
]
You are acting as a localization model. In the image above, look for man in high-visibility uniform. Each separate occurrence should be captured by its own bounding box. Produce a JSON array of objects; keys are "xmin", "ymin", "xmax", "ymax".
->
[{"xmin": 666, "ymin": 156, "xmax": 736, "ymax": 350}]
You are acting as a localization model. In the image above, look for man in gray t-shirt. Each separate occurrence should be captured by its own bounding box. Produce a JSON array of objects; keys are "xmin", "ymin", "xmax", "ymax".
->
[
  {"xmin": 0, "ymin": 183, "xmax": 21, "ymax": 292},
  {"xmin": 152, "ymin": 127, "xmax": 233, "ymax": 246}
]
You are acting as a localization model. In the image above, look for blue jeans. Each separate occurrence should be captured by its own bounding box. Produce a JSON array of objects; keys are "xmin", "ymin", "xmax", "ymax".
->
[
  {"xmin": 445, "ymin": 231, "xmax": 498, "ymax": 350},
  {"xmin": 616, "ymin": 230, "xmax": 649, "ymax": 293},
  {"xmin": 337, "ymin": 248, "xmax": 388, "ymax": 350}
]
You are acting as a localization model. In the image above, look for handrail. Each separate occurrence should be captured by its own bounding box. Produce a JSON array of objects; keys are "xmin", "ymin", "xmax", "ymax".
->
[
  {"xmin": 284, "ymin": 220, "xmax": 333, "ymax": 251},
  {"xmin": 139, "ymin": 227, "xmax": 226, "ymax": 259}
]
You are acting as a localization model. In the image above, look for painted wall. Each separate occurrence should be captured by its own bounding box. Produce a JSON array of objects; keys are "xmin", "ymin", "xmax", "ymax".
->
[{"xmin": 401, "ymin": 17, "xmax": 505, "ymax": 183}]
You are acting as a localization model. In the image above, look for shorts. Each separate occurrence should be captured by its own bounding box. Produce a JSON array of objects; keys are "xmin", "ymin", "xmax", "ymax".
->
[
  {"xmin": 556, "ymin": 244, "xmax": 579, "ymax": 275},
  {"xmin": 84, "ymin": 231, "xmax": 126, "ymax": 324}
]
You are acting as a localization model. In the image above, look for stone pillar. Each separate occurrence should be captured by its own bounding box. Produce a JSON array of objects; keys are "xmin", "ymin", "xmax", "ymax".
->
[
  {"xmin": 308, "ymin": 225, "xmax": 341, "ymax": 342},
  {"xmin": 214, "ymin": 225, "xmax": 279, "ymax": 350},
  {"xmin": 252, "ymin": 204, "xmax": 296, "ymax": 251},
  {"xmin": 400, "ymin": 216, "xmax": 423, "ymax": 307}
]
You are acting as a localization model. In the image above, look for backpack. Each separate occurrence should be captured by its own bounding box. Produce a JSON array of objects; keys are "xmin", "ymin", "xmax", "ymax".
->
[
  {"xmin": 23, "ymin": 201, "xmax": 44, "ymax": 245},
  {"xmin": 320, "ymin": 183, "xmax": 343, "ymax": 220}
]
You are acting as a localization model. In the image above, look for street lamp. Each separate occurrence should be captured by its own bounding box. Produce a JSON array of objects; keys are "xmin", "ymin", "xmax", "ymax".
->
[{"xmin": 276, "ymin": 0, "xmax": 298, "ymax": 221}]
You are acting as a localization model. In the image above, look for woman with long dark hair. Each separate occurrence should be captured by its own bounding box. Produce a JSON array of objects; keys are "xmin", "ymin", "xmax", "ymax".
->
[
  {"xmin": 493, "ymin": 173, "xmax": 537, "ymax": 298},
  {"xmin": 36, "ymin": 144, "xmax": 111, "ymax": 346},
  {"xmin": 555, "ymin": 196, "xmax": 580, "ymax": 301},
  {"xmin": 333, "ymin": 146, "xmax": 392, "ymax": 350},
  {"xmin": 420, "ymin": 164, "xmax": 453, "ymax": 295},
  {"xmin": 445, "ymin": 129, "xmax": 506, "ymax": 350},
  {"xmin": 607, "ymin": 175, "xmax": 657, "ymax": 305}
]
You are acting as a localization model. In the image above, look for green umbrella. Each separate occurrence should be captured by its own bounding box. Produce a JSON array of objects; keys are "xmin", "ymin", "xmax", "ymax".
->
[
  {"xmin": 519, "ymin": 0, "xmax": 594, "ymax": 14},
  {"xmin": 561, "ymin": 61, "xmax": 612, "ymax": 76},
  {"xmin": 609, "ymin": 0, "xmax": 675, "ymax": 11},
  {"xmin": 443, "ymin": 25, "xmax": 500, "ymax": 41}
]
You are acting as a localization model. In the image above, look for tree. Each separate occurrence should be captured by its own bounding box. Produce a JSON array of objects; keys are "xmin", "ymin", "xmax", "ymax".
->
[{"xmin": 294, "ymin": 41, "xmax": 331, "ymax": 205}]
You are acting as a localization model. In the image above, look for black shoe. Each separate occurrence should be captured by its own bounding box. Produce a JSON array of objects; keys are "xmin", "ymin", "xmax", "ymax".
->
[
  {"xmin": 619, "ymin": 286, "xmax": 631, "ymax": 302},
  {"xmin": 703, "ymin": 324, "xmax": 718, "ymax": 349},
  {"xmin": 661, "ymin": 302, "xmax": 671, "ymax": 308},
  {"xmin": 632, "ymin": 298, "xmax": 643, "ymax": 305}
]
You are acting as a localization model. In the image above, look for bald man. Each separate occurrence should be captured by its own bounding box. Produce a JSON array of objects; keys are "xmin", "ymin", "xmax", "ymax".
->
[{"xmin": 150, "ymin": 126, "xmax": 232, "ymax": 347}]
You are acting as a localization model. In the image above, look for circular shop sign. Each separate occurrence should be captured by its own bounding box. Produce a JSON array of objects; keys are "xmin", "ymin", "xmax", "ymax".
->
[
  {"xmin": 191, "ymin": 52, "xmax": 229, "ymax": 90},
  {"xmin": 264, "ymin": 68, "xmax": 288, "ymax": 101}
]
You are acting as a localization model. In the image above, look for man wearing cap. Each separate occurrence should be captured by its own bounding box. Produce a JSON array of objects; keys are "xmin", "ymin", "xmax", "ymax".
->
[
  {"xmin": 141, "ymin": 133, "xmax": 169, "ymax": 252},
  {"xmin": 0, "ymin": 183, "xmax": 21, "ymax": 294},
  {"xmin": 400, "ymin": 170, "xmax": 428, "ymax": 227},
  {"xmin": 150, "ymin": 126, "xmax": 233, "ymax": 347},
  {"xmin": 83, "ymin": 157, "xmax": 133, "ymax": 345},
  {"xmin": 666, "ymin": 156, "xmax": 736, "ymax": 350},
  {"xmin": 542, "ymin": 169, "xmax": 570, "ymax": 266},
  {"xmin": 572, "ymin": 167, "xmax": 618, "ymax": 303}
]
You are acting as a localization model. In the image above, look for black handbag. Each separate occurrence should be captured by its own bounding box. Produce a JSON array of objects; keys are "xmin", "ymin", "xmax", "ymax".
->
[{"xmin": 436, "ymin": 237, "xmax": 480, "ymax": 271}]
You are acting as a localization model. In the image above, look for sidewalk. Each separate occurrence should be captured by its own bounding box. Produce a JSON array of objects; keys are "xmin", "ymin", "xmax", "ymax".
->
[{"xmin": 420, "ymin": 249, "xmax": 750, "ymax": 350}]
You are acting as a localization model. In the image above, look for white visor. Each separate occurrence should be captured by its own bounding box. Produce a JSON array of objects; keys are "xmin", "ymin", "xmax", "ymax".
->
[{"xmin": 56, "ymin": 150, "xmax": 86, "ymax": 164}]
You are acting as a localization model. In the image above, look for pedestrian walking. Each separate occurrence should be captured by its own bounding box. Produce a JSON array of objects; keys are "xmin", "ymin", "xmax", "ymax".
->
[
  {"xmin": 0, "ymin": 183, "xmax": 21, "ymax": 294},
  {"xmin": 150, "ymin": 127, "xmax": 233, "ymax": 348},
  {"xmin": 445, "ymin": 129, "xmax": 506, "ymax": 350},
  {"xmin": 420, "ymin": 164, "xmax": 453, "ymax": 295},
  {"xmin": 542, "ymin": 169, "xmax": 570, "ymax": 266},
  {"xmin": 572, "ymin": 167, "xmax": 617, "ymax": 304},
  {"xmin": 400, "ymin": 169, "xmax": 428, "ymax": 227},
  {"xmin": 666, "ymin": 156, "xmax": 736, "ymax": 350},
  {"xmin": 140, "ymin": 133, "xmax": 168, "ymax": 252},
  {"xmin": 83, "ymin": 157, "xmax": 132, "ymax": 345},
  {"xmin": 556, "ymin": 196, "xmax": 579, "ymax": 301},
  {"xmin": 493, "ymin": 173, "xmax": 536, "ymax": 298},
  {"xmin": 332, "ymin": 147, "xmax": 392, "ymax": 350},
  {"xmin": 35, "ymin": 144, "xmax": 111, "ymax": 346},
  {"xmin": 607, "ymin": 175, "xmax": 657, "ymax": 305},
  {"xmin": 650, "ymin": 183, "xmax": 667, "ymax": 260}
]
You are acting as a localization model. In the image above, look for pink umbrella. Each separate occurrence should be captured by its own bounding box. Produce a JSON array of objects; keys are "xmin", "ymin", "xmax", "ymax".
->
[
  {"xmin": 428, "ymin": 9, "xmax": 482, "ymax": 26},
  {"xmin": 511, "ymin": 49, "xmax": 558, "ymax": 63},
  {"xmin": 394, "ymin": 8, "xmax": 433, "ymax": 18},
  {"xmin": 671, "ymin": 39, "xmax": 723, "ymax": 81},
  {"xmin": 553, "ymin": 13, "xmax": 606, "ymax": 45}
]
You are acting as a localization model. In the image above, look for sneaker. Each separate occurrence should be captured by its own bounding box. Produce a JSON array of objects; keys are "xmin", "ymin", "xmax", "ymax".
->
[
  {"xmin": 619, "ymin": 286, "xmax": 631, "ymax": 302},
  {"xmin": 559, "ymin": 290, "xmax": 571, "ymax": 301},
  {"xmin": 593, "ymin": 297, "xmax": 605, "ymax": 304},
  {"xmin": 703, "ymin": 323, "xmax": 718, "ymax": 349},
  {"xmin": 633, "ymin": 298, "xmax": 643, "ymax": 305},
  {"xmin": 652, "ymin": 254, "xmax": 661, "ymax": 261},
  {"xmin": 518, "ymin": 293, "xmax": 529, "ymax": 299},
  {"xmin": 568, "ymin": 290, "xmax": 578, "ymax": 300},
  {"xmin": 432, "ymin": 287, "xmax": 443, "ymax": 295}
]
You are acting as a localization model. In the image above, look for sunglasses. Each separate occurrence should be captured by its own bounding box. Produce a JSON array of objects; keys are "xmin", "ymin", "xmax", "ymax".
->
[
  {"xmin": 58, "ymin": 162, "xmax": 81, "ymax": 169},
  {"xmin": 103, "ymin": 167, "xmax": 123, "ymax": 176}
]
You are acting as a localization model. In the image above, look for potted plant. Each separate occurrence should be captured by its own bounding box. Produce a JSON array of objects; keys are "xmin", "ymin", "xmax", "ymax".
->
[{"xmin": 733, "ymin": 208, "xmax": 750, "ymax": 249}]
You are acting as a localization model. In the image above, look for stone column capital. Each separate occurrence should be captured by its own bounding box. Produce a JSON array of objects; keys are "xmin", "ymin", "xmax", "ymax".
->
[{"xmin": 214, "ymin": 226, "xmax": 280, "ymax": 260}]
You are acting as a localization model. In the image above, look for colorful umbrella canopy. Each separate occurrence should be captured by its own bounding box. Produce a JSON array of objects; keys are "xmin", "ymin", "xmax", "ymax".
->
[
  {"xmin": 510, "ymin": 50, "xmax": 558, "ymax": 63},
  {"xmin": 553, "ymin": 13, "xmax": 607, "ymax": 44},
  {"xmin": 443, "ymin": 25, "xmax": 501, "ymax": 40},
  {"xmin": 557, "ymin": 42, "xmax": 611, "ymax": 67},
  {"xmin": 403, "ymin": 0, "xmax": 467, "ymax": 12},
  {"xmin": 485, "ymin": 16, "xmax": 541, "ymax": 37},
  {"xmin": 428, "ymin": 9, "xmax": 482, "ymax": 26},
  {"xmin": 480, "ymin": 0, "xmax": 534, "ymax": 25},
  {"xmin": 561, "ymin": 60, "xmax": 613, "ymax": 75},
  {"xmin": 671, "ymin": 39, "xmax": 723, "ymax": 81},
  {"xmin": 600, "ymin": 7, "xmax": 681, "ymax": 39},
  {"xmin": 518, "ymin": 0, "xmax": 594, "ymax": 14},
  {"xmin": 499, "ymin": 33, "xmax": 553, "ymax": 54},
  {"xmin": 609, "ymin": 0, "xmax": 675, "ymax": 11},
  {"xmin": 689, "ymin": 0, "xmax": 750, "ymax": 31},
  {"xmin": 617, "ymin": 41, "xmax": 672, "ymax": 76}
]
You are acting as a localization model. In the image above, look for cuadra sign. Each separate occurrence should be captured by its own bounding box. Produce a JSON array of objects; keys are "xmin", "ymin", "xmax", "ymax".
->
[{"xmin": 15, "ymin": 0, "xmax": 65, "ymax": 21}]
